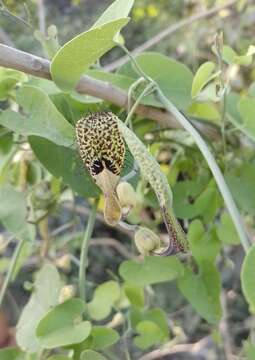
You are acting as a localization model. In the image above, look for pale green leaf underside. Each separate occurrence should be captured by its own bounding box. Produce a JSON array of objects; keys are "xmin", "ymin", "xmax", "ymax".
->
[
  {"xmin": 92, "ymin": 0, "xmax": 134, "ymax": 29},
  {"xmin": 51, "ymin": 18, "xmax": 129, "ymax": 91}
]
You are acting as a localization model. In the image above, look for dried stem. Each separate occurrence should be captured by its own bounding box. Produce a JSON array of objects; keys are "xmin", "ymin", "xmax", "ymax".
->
[{"xmin": 0, "ymin": 44, "xmax": 219, "ymax": 140}]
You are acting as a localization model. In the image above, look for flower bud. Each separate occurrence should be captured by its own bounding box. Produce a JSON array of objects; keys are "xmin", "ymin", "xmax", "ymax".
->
[
  {"xmin": 106, "ymin": 312, "xmax": 124, "ymax": 328},
  {"xmin": 58, "ymin": 285, "xmax": 76, "ymax": 304},
  {"xmin": 116, "ymin": 181, "xmax": 137, "ymax": 216},
  {"xmin": 134, "ymin": 227, "xmax": 161, "ymax": 256},
  {"xmin": 55, "ymin": 254, "xmax": 71, "ymax": 272}
]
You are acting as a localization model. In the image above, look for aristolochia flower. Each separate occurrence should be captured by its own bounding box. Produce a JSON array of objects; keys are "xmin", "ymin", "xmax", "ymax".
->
[{"xmin": 76, "ymin": 112, "xmax": 125, "ymax": 226}]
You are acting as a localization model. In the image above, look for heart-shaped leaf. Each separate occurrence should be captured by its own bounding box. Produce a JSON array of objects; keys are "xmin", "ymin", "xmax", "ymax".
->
[
  {"xmin": 87, "ymin": 281, "xmax": 121, "ymax": 321},
  {"xmin": 134, "ymin": 320, "xmax": 165, "ymax": 349},
  {"xmin": 36, "ymin": 298, "xmax": 91, "ymax": 348},
  {"xmin": 16, "ymin": 264, "xmax": 62, "ymax": 353},
  {"xmin": 119, "ymin": 52, "xmax": 193, "ymax": 110},
  {"xmin": 91, "ymin": 326, "xmax": 119, "ymax": 350},
  {"xmin": 178, "ymin": 263, "xmax": 222, "ymax": 324},
  {"xmin": 119, "ymin": 256, "xmax": 184, "ymax": 287}
]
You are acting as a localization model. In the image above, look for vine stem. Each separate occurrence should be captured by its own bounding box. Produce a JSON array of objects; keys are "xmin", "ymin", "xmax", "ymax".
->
[
  {"xmin": 0, "ymin": 238, "xmax": 26, "ymax": 308},
  {"xmin": 125, "ymin": 81, "xmax": 155, "ymax": 125},
  {"xmin": 79, "ymin": 199, "xmax": 99, "ymax": 303},
  {"xmin": 156, "ymin": 87, "xmax": 251, "ymax": 253}
]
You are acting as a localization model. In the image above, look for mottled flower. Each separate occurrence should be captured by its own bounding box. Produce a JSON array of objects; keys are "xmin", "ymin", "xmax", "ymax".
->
[{"xmin": 76, "ymin": 112, "xmax": 125, "ymax": 226}]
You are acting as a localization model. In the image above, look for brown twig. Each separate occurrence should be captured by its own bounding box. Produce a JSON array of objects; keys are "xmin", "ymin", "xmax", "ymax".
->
[
  {"xmin": 0, "ymin": 44, "xmax": 219, "ymax": 140},
  {"xmin": 139, "ymin": 336, "xmax": 212, "ymax": 360},
  {"xmin": 104, "ymin": 0, "xmax": 238, "ymax": 72},
  {"xmin": 90, "ymin": 237, "xmax": 133, "ymax": 259}
]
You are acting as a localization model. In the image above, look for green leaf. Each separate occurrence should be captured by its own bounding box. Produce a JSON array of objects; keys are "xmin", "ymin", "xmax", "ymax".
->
[
  {"xmin": 51, "ymin": 18, "xmax": 129, "ymax": 91},
  {"xmin": 187, "ymin": 102, "xmax": 220, "ymax": 122},
  {"xmin": 92, "ymin": 0, "xmax": 134, "ymax": 28},
  {"xmin": 16, "ymin": 264, "xmax": 62, "ymax": 353},
  {"xmin": 81, "ymin": 350, "xmax": 106, "ymax": 360},
  {"xmin": 178, "ymin": 263, "xmax": 222, "ymax": 324},
  {"xmin": 188, "ymin": 220, "xmax": 221, "ymax": 265},
  {"xmin": 241, "ymin": 245, "xmax": 255, "ymax": 313},
  {"xmin": 222, "ymin": 44, "xmax": 255, "ymax": 66},
  {"xmin": 222, "ymin": 45, "xmax": 238, "ymax": 65},
  {"xmin": 87, "ymin": 281, "xmax": 121, "ymax": 321},
  {"xmin": 119, "ymin": 256, "xmax": 184, "ymax": 287},
  {"xmin": 124, "ymin": 283, "xmax": 144, "ymax": 308},
  {"xmin": 0, "ymin": 86, "xmax": 74, "ymax": 147},
  {"xmin": 226, "ymin": 163, "xmax": 255, "ymax": 215},
  {"xmin": 217, "ymin": 212, "xmax": 240, "ymax": 245},
  {"xmin": 173, "ymin": 178, "xmax": 213, "ymax": 220},
  {"xmin": 0, "ymin": 347, "xmax": 25, "ymax": 360},
  {"xmin": 134, "ymin": 320, "xmax": 165, "ymax": 349},
  {"xmin": 237, "ymin": 96, "xmax": 255, "ymax": 141},
  {"xmin": 27, "ymin": 77, "xmax": 61, "ymax": 95},
  {"xmin": 193, "ymin": 183, "xmax": 222, "ymax": 223},
  {"xmin": 194, "ymin": 82, "xmax": 221, "ymax": 103},
  {"xmin": 29, "ymin": 136, "xmax": 99, "ymax": 198},
  {"xmin": 119, "ymin": 52, "xmax": 193, "ymax": 110},
  {"xmin": 226, "ymin": 92, "xmax": 255, "ymax": 142},
  {"xmin": 191, "ymin": 62, "xmax": 218, "ymax": 99},
  {"xmin": 0, "ymin": 185, "xmax": 26, "ymax": 235},
  {"xmin": 91, "ymin": 326, "xmax": 119, "ymax": 350},
  {"xmin": 130, "ymin": 307, "xmax": 169, "ymax": 340},
  {"xmin": 88, "ymin": 69, "xmax": 134, "ymax": 92},
  {"xmin": 0, "ymin": 185, "xmax": 34, "ymax": 241},
  {"xmin": 0, "ymin": 67, "xmax": 27, "ymax": 100},
  {"xmin": 36, "ymin": 298, "xmax": 91, "ymax": 349}
]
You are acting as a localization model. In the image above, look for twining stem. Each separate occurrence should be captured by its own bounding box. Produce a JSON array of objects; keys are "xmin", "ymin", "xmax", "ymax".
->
[
  {"xmin": 0, "ymin": 238, "xmax": 26, "ymax": 308},
  {"xmin": 79, "ymin": 199, "xmax": 99, "ymax": 303},
  {"xmin": 125, "ymin": 81, "xmax": 155, "ymax": 126},
  {"xmin": 117, "ymin": 43, "xmax": 152, "ymax": 82},
  {"xmin": 156, "ymin": 87, "xmax": 251, "ymax": 253},
  {"xmin": 127, "ymin": 77, "xmax": 146, "ymax": 114}
]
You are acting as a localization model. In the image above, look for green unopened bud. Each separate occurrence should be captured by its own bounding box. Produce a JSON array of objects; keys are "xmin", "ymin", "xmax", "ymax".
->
[
  {"xmin": 134, "ymin": 227, "xmax": 161, "ymax": 256},
  {"xmin": 55, "ymin": 254, "xmax": 71, "ymax": 272},
  {"xmin": 116, "ymin": 181, "xmax": 137, "ymax": 216},
  {"xmin": 58, "ymin": 285, "xmax": 76, "ymax": 304}
]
